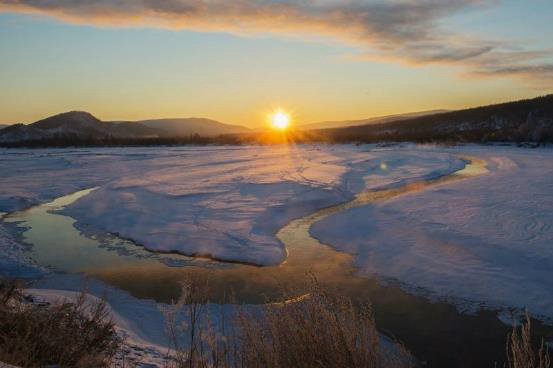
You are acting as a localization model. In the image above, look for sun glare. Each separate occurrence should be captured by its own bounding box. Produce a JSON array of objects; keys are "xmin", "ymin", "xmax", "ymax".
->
[{"xmin": 270, "ymin": 110, "xmax": 291, "ymax": 130}]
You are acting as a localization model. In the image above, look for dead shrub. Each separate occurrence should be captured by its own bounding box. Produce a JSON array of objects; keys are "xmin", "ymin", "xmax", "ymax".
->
[{"xmin": 0, "ymin": 279, "xmax": 121, "ymax": 368}]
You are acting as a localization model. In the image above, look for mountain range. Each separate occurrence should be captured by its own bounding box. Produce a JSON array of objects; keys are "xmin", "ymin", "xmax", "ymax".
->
[
  {"xmin": 299, "ymin": 110, "xmax": 449, "ymax": 130},
  {"xmin": 138, "ymin": 118, "xmax": 250, "ymax": 136},
  {"xmin": 1, "ymin": 94, "xmax": 552, "ymax": 145},
  {"xmin": 0, "ymin": 109, "xmax": 449, "ymax": 143},
  {"xmin": 0, "ymin": 112, "xmax": 250, "ymax": 143},
  {"xmin": 320, "ymin": 94, "xmax": 553, "ymax": 143}
]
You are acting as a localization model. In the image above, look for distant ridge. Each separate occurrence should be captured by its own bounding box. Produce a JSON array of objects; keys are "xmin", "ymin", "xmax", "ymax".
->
[
  {"xmin": 138, "ymin": 118, "xmax": 250, "ymax": 137},
  {"xmin": 0, "ymin": 111, "xmax": 160, "ymax": 143},
  {"xmin": 1, "ymin": 94, "xmax": 552, "ymax": 146},
  {"xmin": 33, "ymin": 111, "xmax": 102, "ymax": 130},
  {"xmin": 0, "ymin": 111, "xmax": 249, "ymax": 143},
  {"xmin": 321, "ymin": 94, "xmax": 553, "ymax": 143},
  {"xmin": 301, "ymin": 109, "xmax": 449, "ymax": 130}
]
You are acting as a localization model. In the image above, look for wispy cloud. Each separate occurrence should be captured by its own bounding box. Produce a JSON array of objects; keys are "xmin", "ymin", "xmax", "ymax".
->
[{"xmin": 1, "ymin": 0, "xmax": 552, "ymax": 84}]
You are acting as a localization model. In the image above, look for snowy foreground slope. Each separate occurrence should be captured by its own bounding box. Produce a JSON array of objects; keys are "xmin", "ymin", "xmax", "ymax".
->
[{"xmin": 312, "ymin": 145, "xmax": 553, "ymax": 320}]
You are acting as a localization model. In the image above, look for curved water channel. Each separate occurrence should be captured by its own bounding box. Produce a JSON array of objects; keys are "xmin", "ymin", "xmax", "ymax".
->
[{"xmin": 3, "ymin": 155, "xmax": 551, "ymax": 367}]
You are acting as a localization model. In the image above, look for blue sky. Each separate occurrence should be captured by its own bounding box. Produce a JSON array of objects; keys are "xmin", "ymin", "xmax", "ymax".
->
[{"xmin": 1, "ymin": 1, "xmax": 552, "ymax": 127}]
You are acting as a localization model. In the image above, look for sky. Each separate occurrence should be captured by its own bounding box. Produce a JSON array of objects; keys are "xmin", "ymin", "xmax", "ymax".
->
[{"xmin": 1, "ymin": 0, "xmax": 552, "ymax": 128}]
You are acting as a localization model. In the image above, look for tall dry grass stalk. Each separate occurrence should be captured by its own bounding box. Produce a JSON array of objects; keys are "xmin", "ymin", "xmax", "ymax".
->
[
  {"xmin": 506, "ymin": 312, "xmax": 551, "ymax": 368},
  {"xmin": 164, "ymin": 276, "xmax": 413, "ymax": 368},
  {"xmin": 164, "ymin": 276, "xmax": 236, "ymax": 368}
]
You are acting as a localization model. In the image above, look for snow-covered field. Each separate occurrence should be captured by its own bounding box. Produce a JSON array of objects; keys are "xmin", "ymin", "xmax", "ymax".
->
[
  {"xmin": 1, "ymin": 144, "xmax": 552, "ymax": 325},
  {"xmin": 0, "ymin": 145, "xmax": 463, "ymax": 265},
  {"xmin": 312, "ymin": 145, "xmax": 553, "ymax": 321}
]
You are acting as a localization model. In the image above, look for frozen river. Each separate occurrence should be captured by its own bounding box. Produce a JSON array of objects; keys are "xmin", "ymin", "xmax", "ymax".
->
[{"xmin": 1, "ymin": 144, "xmax": 552, "ymax": 367}]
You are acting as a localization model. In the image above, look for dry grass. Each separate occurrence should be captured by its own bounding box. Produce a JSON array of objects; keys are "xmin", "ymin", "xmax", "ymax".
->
[
  {"xmin": 0, "ymin": 279, "xmax": 121, "ymax": 368},
  {"xmin": 3, "ymin": 275, "xmax": 551, "ymax": 368},
  {"xmin": 164, "ymin": 276, "xmax": 229, "ymax": 368},
  {"xmin": 164, "ymin": 277, "xmax": 413, "ymax": 368},
  {"xmin": 506, "ymin": 312, "xmax": 551, "ymax": 368},
  {"xmin": 234, "ymin": 285, "xmax": 412, "ymax": 368}
]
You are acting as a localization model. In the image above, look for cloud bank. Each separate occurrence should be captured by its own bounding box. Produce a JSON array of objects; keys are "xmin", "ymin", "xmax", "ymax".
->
[{"xmin": 1, "ymin": 0, "xmax": 552, "ymax": 84}]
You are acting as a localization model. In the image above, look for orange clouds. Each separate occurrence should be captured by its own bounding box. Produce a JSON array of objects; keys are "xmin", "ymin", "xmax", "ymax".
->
[{"xmin": 1, "ymin": 0, "xmax": 551, "ymax": 84}]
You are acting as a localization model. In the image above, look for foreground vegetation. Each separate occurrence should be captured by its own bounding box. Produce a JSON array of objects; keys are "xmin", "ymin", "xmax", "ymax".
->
[
  {"xmin": 507, "ymin": 313, "xmax": 551, "ymax": 368},
  {"xmin": 0, "ymin": 279, "xmax": 121, "ymax": 367},
  {"xmin": 0, "ymin": 278, "xmax": 550, "ymax": 367},
  {"xmin": 164, "ymin": 277, "xmax": 413, "ymax": 368}
]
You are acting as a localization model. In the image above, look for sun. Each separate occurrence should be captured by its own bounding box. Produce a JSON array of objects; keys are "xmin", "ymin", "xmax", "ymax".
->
[{"xmin": 270, "ymin": 110, "xmax": 291, "ymax": 130}]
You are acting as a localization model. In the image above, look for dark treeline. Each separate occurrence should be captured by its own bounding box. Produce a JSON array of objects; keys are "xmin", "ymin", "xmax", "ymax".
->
[
  {"xmin": 319, "ymin": 94, "xmax": 553, "ymax": 144},
  {"xmin": 0, "ymin": 133, "xmax": 243, "ymax": 148},
  {"xmin": 2, "ymin": 95, "xmax": 552, "ymax": 148}
]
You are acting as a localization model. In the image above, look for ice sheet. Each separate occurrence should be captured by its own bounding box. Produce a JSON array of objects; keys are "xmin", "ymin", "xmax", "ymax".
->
[
  {"xmin": 311, "ymin": 145, "xmax": 553, "ymax": 320},
  {"xmin": 46, "ymin": 145, "xmax": 462, "ymax": 265}
]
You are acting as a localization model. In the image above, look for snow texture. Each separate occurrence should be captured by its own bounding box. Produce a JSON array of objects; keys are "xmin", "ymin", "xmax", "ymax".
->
[
  {"xmin": 311, "ymin": 145, "xmax": 553, "ymax": 320},
  {"xmin": 2, "ymin": 144, "xmax": 552, "ymax": 323},
  {"xmin": 0, "ymin": 145, "xmax": 460, "ymax": 265}
]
